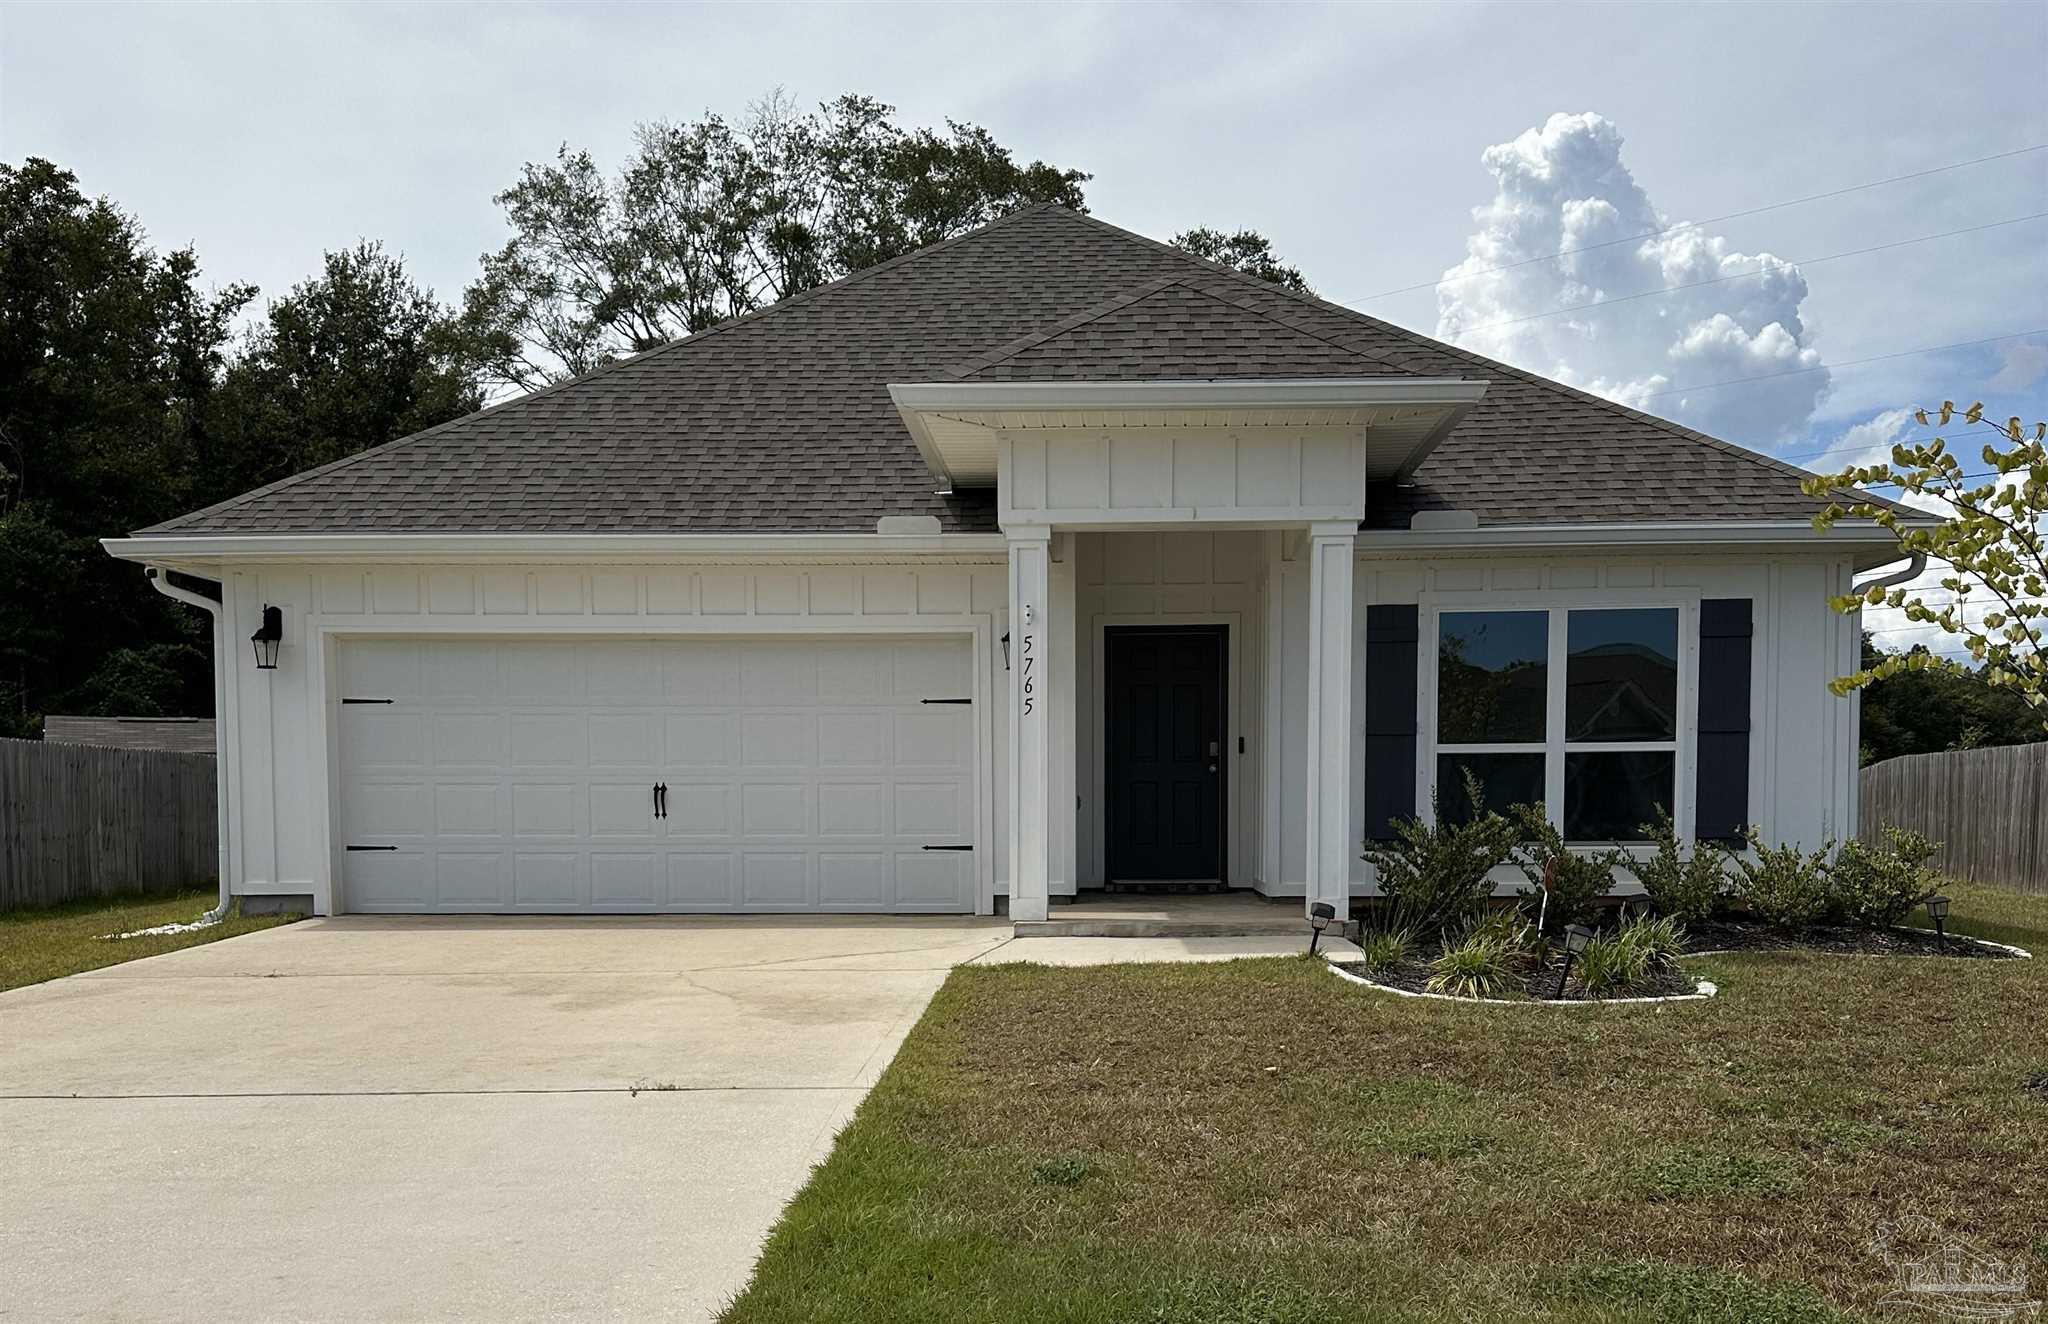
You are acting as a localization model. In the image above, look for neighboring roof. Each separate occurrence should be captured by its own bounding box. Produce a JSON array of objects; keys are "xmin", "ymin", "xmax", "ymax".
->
[
  {"xmin": 135, "ymin": 204, "xmax": 1868, "ymax": 537},
  {"xmin": 43, "ymin": 716, "xmax": 217, "ymax": 755}
]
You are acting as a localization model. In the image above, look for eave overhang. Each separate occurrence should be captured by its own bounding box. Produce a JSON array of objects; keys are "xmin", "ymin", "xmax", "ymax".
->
[
  {"xmin": 1353, "ymin": 520, "xmax": 1928, "ymax": 571},
  {"xmin": 889, "ymin": 378, "xmax": 1489, "ymax": 490}
]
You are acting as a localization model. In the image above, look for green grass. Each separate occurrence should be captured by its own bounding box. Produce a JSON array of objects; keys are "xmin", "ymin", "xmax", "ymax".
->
[
  {"xmin": 0, "ymin": 887, "xmax": 298, "ymax": 991},
  {"xmin": 722, "ymin": 879, "xmax": 2048, "ymax": 1322}
]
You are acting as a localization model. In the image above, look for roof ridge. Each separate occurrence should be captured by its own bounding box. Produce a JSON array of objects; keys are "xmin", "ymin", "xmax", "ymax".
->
[
  {"xmin": 1045, "ymin": 208, "xmax": 1874, "ymax": 504},
  {"xmin": 141, "ymin": 202, "xmax": 1079, "ymax": 535},
  {"xmin": 942, "ymin": 273, "xmax": 1187, "ymax": 380}
]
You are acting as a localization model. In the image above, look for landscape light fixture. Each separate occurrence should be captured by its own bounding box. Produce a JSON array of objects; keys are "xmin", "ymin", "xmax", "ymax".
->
[
  {"xmin": 1307, "ymin": 901, "xmax": 1337, "ymax": 957},
  {"xmin": 1926, "ymin": 893, "xmax": 1952, "ymax": 940},
  {"xmin": 1556, "ymin": 923, "xmax": 1596, "ymax": 1000},
  {"xmin": 1000, "ymin": 631, "xmax": 1011, "ymax": 671},
  {"xmin": 249, "ymin": 605, "xmax": 283, "ymax": 670}
]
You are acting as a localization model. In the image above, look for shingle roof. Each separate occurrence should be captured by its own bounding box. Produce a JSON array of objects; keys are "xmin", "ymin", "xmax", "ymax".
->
[{"xmin": 137, "ymin": 204, "xmax": 1858, "ymax": 536}]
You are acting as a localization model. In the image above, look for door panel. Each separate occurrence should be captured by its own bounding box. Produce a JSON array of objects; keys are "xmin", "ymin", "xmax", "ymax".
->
[
  {"xmin": 337, "ymin": 634, "xmax": 975, "ymax": 912},
  {"xmin": 1105, "ymin": 627, "xmax": 1226, "ymax": 881}
]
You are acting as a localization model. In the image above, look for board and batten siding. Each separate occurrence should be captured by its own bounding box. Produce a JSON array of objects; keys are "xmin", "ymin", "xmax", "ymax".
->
[{"xmin": 217, "ymin": 562, "xmax": 1009, "ymax": 914}]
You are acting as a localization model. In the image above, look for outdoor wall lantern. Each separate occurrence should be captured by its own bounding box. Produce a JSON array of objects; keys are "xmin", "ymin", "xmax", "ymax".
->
[
  {"xmin": 1925, "ymin": 893, "xmax": 1952, "ymax": 940},
  {"xmin": 1000, "ymin": 631, "xmax": 1011, "ymax": 671},
  {"xmin": 1555, "ymin": 923, "xmax": 1596, "ymax": 999},
  {"xmin": 250, "ymin": 605, "xmax": 283, "ymax": 670},
  {"xmin": 1307, "ymin": 901, "xmax": 1336, "ymax": 957}
]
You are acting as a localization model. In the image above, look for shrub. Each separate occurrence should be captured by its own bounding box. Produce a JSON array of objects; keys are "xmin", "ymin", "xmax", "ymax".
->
[
  {"xmin": 1573, "ymin": 931, "xmax": 1653, "ymax": 996},
  {"xmin": 1829, "ymin": 826, "xmax": 1942, "ymax": 928},
  {"xmin": 1726, "ymin": 829, "xmax": 1835, "ymax": 929},
  {"xmin": 1511, "ymin": 804, "xmax": 1626, "ymax": 933},
  {"xmin": 1356, "ymin": 926, "xmax": 1413, "ymax": 976},
  {"xmin": 1363, "ymin": 770, "xmax": 1520, "ymax": 940},
  {"xmin": 1632, "ymin": 809, "xmax": 1730, "ymax": 924},
  {"xmin": 1426, "ymin": 933, "xmax": 1521, "ymax": 999}
]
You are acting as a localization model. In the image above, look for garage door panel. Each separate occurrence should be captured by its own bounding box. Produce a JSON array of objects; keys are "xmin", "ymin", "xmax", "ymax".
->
[
  {"xmin": 741, "ymin": 853, "xmax": 810, "ymax": 906},
  {"xmin": 432, "ymin": 713, "xmax": 503, "ymax": 766},
  {"xmin": 739, "ymin": 713, "xmax": 811, "ymax": 767},
  {"xmin": 666, "ymin": 851, "xmax": 736, "ymax": 906},
  {"xmin": 338, "ymin": 635, "xmax": 975, "ymax": 913},
  {"xmin": 586, "ymin": 713, "xmax": 660, "ymax": 767}
]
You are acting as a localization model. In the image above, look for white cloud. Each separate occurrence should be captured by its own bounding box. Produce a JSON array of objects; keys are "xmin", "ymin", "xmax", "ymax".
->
[
  {"xmin": 1436, "ymin": 111, "xmax": 1829, "ymax": 445},
  {"xmin": 1988, "ymin": 340, "xmax": 2048, "ymax": 394}
]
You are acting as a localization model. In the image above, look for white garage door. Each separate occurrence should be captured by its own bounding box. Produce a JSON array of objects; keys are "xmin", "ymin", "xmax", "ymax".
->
[{"xmin": 335, "ymin": 635, "xmax": 977, "ymax": 913}]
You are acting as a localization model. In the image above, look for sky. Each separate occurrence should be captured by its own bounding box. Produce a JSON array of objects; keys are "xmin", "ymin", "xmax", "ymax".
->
[{"xmin": 4, "ymin": 0, "xmax": 2046, "ymax": 656}]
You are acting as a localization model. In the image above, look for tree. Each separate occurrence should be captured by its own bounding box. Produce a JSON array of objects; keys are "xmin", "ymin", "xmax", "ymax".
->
[
  {"xmin": 1856, "ymin": 631, "xmax": 2040, "ymax": 764},
  {"xmin": 1806, "ymin": 400, "xmax": 2047, "ymax": 730},
  {"xmin": 0, "ymin": 158, "xmax": 252, "ymax": 734},
  {"xmin": 461, "ymin": 91, "xmax": 1091, "ymax": 393},
  {"xmin": 203, "ymin": 241, "xmax": 481, "ymax": 502},
  {"xmin": 1169, "ymin": 226, "xmax": 1312, "ymax": 293}
]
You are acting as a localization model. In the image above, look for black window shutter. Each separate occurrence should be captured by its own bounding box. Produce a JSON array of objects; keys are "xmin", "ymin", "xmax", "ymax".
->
[
  {"xmin": 1695, "ymin": 598, "xmax": 1753, "ymax": 843},
  {"xmin": 1363, "ymin": 604, "xmax": 1419, "ymax": 841}
]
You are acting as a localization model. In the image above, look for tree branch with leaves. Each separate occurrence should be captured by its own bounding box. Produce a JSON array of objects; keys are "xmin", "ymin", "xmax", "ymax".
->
[{"xmin": 1803, "ymin": 400, "xmax": 2048, "ymax": 727}]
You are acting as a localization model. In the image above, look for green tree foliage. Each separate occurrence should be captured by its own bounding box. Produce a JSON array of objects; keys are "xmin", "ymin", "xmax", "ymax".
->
[
  {"xmin": 1857, "ymin": 632, "xmax": 2039, "ymax": 763},
  {"xmin": 1806, "ymin": 399, "xmax": 2047, "ymax": 730},
  {"xmin": 1168, "ymin": 226, "xmax": 1312, "ymax": 294},
  {"xmin": 0, "ymin": 159, "xmax": 477, "ymax": 733},
  {"xmin": 203, "ymin": 241, "xmax": 482, "ymax": 500},
  {"xmin": 0, "ymin": 158, "xmax": 252, "ymax": 735},
  {"xmin": 461, "ymin": 91, "xmax": 1092, "ymax": 392}
]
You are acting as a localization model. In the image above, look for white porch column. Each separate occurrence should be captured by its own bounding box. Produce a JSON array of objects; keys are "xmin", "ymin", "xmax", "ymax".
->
[
  {"xmin": 1006, "ymin": 528, "xmax": 1053, "ymax": 923},
  {"xmin": 1049, "ymin": 536, "xmax": 1077, "ymax": 898},
  {"xmin": 1303, "ymin": 520, "xmax": 1356, "ymax": 917}
]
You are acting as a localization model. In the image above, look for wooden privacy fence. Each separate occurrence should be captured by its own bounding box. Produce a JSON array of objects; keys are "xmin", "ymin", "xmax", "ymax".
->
[
  {"xmin": 1859, "ymin": 742, "xmax": 2048, "ymax": 895},
  {"xmin": 0, "ymin": 738, "xmax": 217, "ymax": 910}
]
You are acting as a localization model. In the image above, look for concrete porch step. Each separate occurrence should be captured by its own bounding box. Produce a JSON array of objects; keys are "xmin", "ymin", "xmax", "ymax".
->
[{"xmin": 1011, "ymin": 892, "xmax": 1319, "ymax": 939}]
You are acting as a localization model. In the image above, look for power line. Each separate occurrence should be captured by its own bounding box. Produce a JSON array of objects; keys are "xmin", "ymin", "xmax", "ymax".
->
[
  {"xmin": 1775, "ymin": 419, "xmax": 2011, "ymax": 466},
  {"xmin": 1448, "ymin": 213, "xmax": 2048, "ymax": 337},
  {"xmin": 1636, "ymin": 329, "xmax": 2048, "ymax": 401},
  {"xmin": 1341, "ymin": 142, "xmax": 2048, "ymax": 304}
]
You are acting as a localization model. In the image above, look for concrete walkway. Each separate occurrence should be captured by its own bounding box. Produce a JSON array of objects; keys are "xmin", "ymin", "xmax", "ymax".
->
[{"xmin": 0, "ymin": 915, "xmax": 1010, "ymax": 1323}]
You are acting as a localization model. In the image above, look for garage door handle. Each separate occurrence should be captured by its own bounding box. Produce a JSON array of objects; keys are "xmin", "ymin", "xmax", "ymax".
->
[
  {"xmin": 921, "ymin": 844, "xmax": 974, "ymax": 851},
  {"xmin": 653, "ymin": 783, "xmax": 667, "ymax": 819}
]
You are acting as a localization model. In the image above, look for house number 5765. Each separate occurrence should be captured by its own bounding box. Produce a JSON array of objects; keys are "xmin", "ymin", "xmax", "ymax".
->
[{"xmin": 1019, "ymin": 631, "xmax": 1036, "ymax": 716}]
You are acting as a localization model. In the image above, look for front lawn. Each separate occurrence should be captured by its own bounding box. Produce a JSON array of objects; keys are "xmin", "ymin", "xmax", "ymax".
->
[
  {"xmin": 0, "ymin": 888, "xmax": 298, "ymax": 992},
  {"xmin": 724, "ymin": 881, "xmax": 2047, "ymax": 1323}
]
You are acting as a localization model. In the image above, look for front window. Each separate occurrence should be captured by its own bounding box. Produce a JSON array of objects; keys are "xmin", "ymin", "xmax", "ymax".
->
[{"xmin": 1433, "ymin": 606, "xmax": 1681, "ymax": 840}]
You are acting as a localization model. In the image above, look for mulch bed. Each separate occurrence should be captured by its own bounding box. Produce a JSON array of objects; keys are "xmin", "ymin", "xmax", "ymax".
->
[
  {"xmin": 1357, "ymin": 947, "xmax": 1699, "ymax": 1002},
  {"xmin": 1683, "ymin": 918, "xmax": 2021, "ymax": 959}
]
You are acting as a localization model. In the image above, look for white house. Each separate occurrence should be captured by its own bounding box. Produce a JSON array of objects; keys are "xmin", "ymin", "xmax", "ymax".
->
[{"xmin": 103, "ymin": 205, "xmax": 1910, "ymax": 923}]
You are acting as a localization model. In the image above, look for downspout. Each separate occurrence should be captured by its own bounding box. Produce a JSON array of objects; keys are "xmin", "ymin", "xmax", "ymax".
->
[
  {"xmin": 145, "ymin": 566, "xmax": 232, "ymax": 925},
  {"xmin": 1853, "ymin": 551, "xmax": 1928, "ymax": 596}
]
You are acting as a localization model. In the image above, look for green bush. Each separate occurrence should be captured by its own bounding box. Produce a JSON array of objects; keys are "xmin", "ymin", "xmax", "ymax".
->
[
  {"xmin": 1356, "ymin": 926, "xmax": 1413, "ymax": 976},
  {"xmin": 1511, "ymin": 804, "xmax": 1626, "ymax": 933},
  {"xmin": 1426, "ymin": 932, "xmax": 1521, "ymax": 999},
  {"xmin": 1632, "ymin": 809, "xmax": 1730, "ymax": 924},
  {"xmin": 1363, "ymin": 770, "xmax": 1520, "ymax": 941},
  {"xmin": 1727, "ymin": 829, "xmax": 1836, "ymax": 929},
  {"xmin": 1570, "ymin": 914, "xmax": 1686, "ymax": 996},
  {"xmin": 1829, "ymin": 826, "xmax": 1942, "ymax": 928}
]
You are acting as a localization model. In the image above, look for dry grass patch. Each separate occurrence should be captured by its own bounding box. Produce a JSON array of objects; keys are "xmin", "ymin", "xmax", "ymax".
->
[
  {"xmin": 723, "ymin": 881, "xmax": 2047, "ymax": 1322},
  {"xmin": 0, "ymin": 888, "xmax": 297, "ymax": 991}
]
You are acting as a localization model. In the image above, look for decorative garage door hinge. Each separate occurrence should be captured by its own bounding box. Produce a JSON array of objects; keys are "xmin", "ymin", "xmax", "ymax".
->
[
  {"xmin": 345, "ymin": 845, "xmax": 398, "ymax": 851},
  {"xmin": 920, "ymin": 844, "xmax": 974, "ymax": 851},
  {"xmin": 919, "ymin": 697, "xmax": 972, "ymax": 705},
  {"xmin": 340, "ymin": 698, "xmax": 395, "ymax": 704}
]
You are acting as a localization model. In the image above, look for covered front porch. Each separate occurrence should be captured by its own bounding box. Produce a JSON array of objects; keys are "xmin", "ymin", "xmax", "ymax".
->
[{"xmin": 892, "ymin": 376, "xmax": 1488, "ymax": 924}]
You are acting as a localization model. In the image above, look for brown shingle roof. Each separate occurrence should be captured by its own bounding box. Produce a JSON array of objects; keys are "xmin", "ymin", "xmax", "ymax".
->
[{"xmin": 137, "ymin": 205, "xmax": 1859, "ymax": 536}]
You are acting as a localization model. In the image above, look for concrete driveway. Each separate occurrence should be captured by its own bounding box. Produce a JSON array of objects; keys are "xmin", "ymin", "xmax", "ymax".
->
[{"xmin": 0, "ymin": 915, "xmax": 1011, "ymax": 1322}]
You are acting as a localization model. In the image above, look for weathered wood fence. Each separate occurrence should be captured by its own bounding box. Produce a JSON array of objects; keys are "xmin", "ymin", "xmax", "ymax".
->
[
  {"xmin": 0, "ymin": 738, "xmax": 218, "ymax": 910},
  {"xmin": 1859, "ymin": 742, "xmax": 2048, "ymax": 895}
]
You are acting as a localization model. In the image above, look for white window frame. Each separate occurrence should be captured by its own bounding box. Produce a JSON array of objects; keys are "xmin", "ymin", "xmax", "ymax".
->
[{"xmin": 1418, "ymin": 593, "xmax": 1698, "ymax": 846}]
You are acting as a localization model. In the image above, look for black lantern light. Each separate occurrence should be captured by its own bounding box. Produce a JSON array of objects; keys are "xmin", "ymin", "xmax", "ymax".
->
[
  {"xmin": 1307, "ymin": 901, "xmax": 1336, "ymax": 957},
  {"xmin": 1000, "ymin": 631, "xmax": 1011, "ymax": 671},
  {"xmin": 250, "ymin": 605, "xmax": 283, "ymax": 670},
  {"xmin": 1555, "ymin": 922, "xmax": 1596, "ymax": 999},
  {"xmin": 1925, "ymin": 893, "xmax": 1952, "ymax": 940}
]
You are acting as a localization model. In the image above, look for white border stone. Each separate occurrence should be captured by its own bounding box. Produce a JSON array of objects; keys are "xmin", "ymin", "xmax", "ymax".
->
[{"xmin": 1324, "ymin": 955, "xmax": 1718, "ymax": 1006}]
